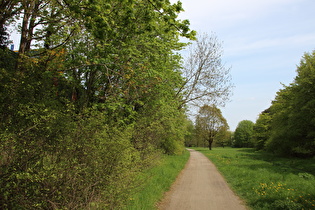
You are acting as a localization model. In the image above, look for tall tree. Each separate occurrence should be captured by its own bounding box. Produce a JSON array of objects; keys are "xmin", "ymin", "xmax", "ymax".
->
[
  {"xmin": 0, "ymin": 0, "xmax": 197, "ymax": 208},
  {"xmin": 195, "ymin": 104, "xmax": 228, "ymax": 150},
  {"xmin": 252, "ymin": 108, "xmax": 271, "ymax": 150},
  {"xmin": 19, "ymin": 0, "xmax": 42, "ymax": 54},
  {"xmin": 233, "ymin": 120, "xmax": 254, "ymax": 148},
  {"xmin": 176, "ymin": 33, "xmax": 233, "ymax": 109},
  {"xmin": 214, "ymin": 127, "xmax": 231, "ymax": 148},
  {"xmin": 266, "ymin": 51, "xmax": 315, "ymax": 157},
  {"xmin": 0, "ymin": 0, "xmax": 21, "ymax": 48}
]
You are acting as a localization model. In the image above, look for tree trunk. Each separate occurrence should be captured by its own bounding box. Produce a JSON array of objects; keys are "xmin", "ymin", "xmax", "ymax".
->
[
  {"xmin": 19, "ymin": 3, "xmax": 32, "ymax": 54},
  {"xmin": 208, "ymin": 139, "xmax": 213, "ymax": 150},
  {"xmin": 19, "ymin": 0, "xmax": 41, "ymax": 54}
]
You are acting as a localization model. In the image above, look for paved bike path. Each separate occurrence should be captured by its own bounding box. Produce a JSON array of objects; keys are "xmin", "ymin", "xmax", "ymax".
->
[{"xmin": 158, "ymin": 149, "xmax": 247, "ymax": 210}]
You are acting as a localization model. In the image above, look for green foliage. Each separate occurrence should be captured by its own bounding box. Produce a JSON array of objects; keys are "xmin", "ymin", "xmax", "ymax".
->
[
  {"xmin": 252, "ymin": 109, "xmax": 272, "ymax": 150},
  {"xmin": 233, "ymin": 120, "xmax": 254, "ymax": 148},
  {"xmin": 195, "ymin": 147, "xmax": 315, "ymax": 210},
  {"xmin": 0, "ymin": 109, "xmax": 143, "ymax": 209},
  {"xmin": 265, "ymin": 51, "xmax": 315, "ymax": 157},
  {"xmin": 0, "ymin": 0, "xmax": 197, "ymax": 208},
  {"xmin": 184, "ymin": 119, "xmax": 195, "ymax": 147},
  {"xmin": 132, "ymin": 100, "xmax": 187, "ymax": 155},
  {"xmin": 214, "ymin": 129, "xmax": 232, "ymax": 147},
  {"xmin": 195, "ymin": 105, "xmax": 228, "ymax": 150}
]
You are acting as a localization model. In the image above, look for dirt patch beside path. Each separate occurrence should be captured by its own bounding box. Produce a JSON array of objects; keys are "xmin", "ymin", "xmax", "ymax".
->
[{"xmin": 158, "ymin": 149, "xmax": 247, "ymax": 210}]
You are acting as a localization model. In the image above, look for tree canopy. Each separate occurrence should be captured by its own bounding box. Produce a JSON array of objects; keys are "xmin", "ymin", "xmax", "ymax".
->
[
  {"xmin": 195, "ymin": 105, "xmax": 228, "ymax": 150},
  {"xmin": 0, "ymin": 0, "xmax": 198, "ymax": 208},
  {"xmin": 252, "ymin": 109, "xmax": 271, "ymax": 150},
  {"xmin": 249, "ymin": 51, "xmax": 315, "ymax": 158},
  {"xmin": 264, "ymin": 51, "xmax": 315, "ymax": 157},
  {"xmin": 233, "ymin": 120, "xmax": 254, "ymax": 148},
  {"xmin": 0, "ymin": 0, "xmax": 235, "ymax": 208}
]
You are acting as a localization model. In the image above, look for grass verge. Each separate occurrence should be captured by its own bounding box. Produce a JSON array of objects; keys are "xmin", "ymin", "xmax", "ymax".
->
[
  {"xmin": 194, "ymin": 147, "xmax": 315, "ymax": 210},
  {"xmin": 124, "ymin": 150, "xmax": 190, "ymax": 210}
]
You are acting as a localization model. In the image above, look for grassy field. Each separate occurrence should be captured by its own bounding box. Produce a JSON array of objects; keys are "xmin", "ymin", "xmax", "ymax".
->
[
  {"xmin": 195, "ymin": 147, "xmax": 315, "ymax": 210},
  {"xmin": 124, "ymin": 150, "xmax": 190, "ymax": 210}
]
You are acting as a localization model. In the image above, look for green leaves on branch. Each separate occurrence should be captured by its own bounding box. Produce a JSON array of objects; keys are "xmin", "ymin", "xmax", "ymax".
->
[
  {"xmin": 1, "ymin": 0, "xmax": 197, "ymax": 208},
  {"xmin": 195, "ymin": 105, "xmax": 229, "ymax": 150},
  {"xmin": 266, "ymin": 51, "xmax": 315, "ymax": 157},
  {"xmin": 252, "ymin": 51, "xmax": 315, "ymax": 157},
  {"xmin": 233, "ymin": 120, "xmax": 254, "ymax": 148}
]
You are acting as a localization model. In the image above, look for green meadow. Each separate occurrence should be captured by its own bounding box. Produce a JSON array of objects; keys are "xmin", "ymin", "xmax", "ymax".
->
[{"xmin": 195, "ymin": 147, "xmax": 315, "ymax": 210}]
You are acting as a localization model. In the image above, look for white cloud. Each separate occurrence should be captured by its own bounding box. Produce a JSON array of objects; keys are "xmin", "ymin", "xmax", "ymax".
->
[
  {"xmin": 175, "ymin": 0, "xmax": 304, "ymax": 28},
  {"xmin": 225, "ymin": 33, "xmax": 315, "ymax": 57}
]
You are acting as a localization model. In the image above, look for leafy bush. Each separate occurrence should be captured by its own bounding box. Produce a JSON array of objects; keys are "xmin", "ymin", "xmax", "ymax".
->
[{"xmin": 0, "ymin": 108, "xmax": 144, "ymax": 209}]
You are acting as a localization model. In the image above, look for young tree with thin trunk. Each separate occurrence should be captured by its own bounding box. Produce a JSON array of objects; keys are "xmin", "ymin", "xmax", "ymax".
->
[{"xmin": 195, "ymin": 104, "xmax": 228, "ymax": 150}]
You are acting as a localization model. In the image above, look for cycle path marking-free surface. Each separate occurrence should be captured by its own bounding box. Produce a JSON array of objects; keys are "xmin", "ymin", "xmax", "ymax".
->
[{"xmin": 158, "ymin": 149, "xmax": 247, "ymax": 210}]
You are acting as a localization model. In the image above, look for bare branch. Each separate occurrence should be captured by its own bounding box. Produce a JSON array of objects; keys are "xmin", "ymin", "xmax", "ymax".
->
[{"xmin": 177, "ymin": 32, "xmax": 233, "ymax": 109}]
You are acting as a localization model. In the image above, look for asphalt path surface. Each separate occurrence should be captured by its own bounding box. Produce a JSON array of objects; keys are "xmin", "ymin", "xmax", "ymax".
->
[{"xmin": 158, "ymin": 149, "xmax": 247, "ymax": 210}]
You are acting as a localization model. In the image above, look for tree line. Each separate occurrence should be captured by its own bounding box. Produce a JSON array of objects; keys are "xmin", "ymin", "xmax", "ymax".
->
[
  {"xmin": 189, "ymin": 51, "xmax": 315, "ymax": 159},
  {"xmin": 185, "ymin": 104, "xmax": 232, "ymax": 149},
  {"xmin": 232, "ymin": 51, "xmax": 315, "ymax": 158},
  {"xmin": 0, "ymin": 0, "xmax": 232, "ymax": 208}
]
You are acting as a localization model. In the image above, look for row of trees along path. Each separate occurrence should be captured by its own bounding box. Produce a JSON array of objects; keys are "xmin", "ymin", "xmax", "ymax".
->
[{"xmin": 158, "ymin": 149, "xmax": 247, "ymax": 210}]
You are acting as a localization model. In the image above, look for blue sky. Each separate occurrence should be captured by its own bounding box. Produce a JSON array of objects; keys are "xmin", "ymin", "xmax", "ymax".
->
[{"xmin": 173, "ymin": 0, "xmax": 315, "ymax": 130}]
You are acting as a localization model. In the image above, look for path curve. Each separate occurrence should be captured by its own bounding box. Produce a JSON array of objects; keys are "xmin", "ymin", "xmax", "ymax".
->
[{"xmin": 158, "ymin": 149, "xmax": 247, "ymax": 210}]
